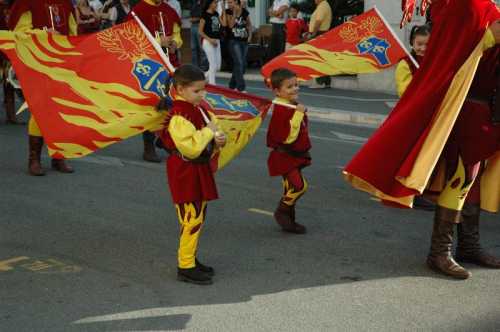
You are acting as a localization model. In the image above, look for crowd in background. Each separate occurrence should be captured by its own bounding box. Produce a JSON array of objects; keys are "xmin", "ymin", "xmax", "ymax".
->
[{"xmin": 65, "ymin": 0, "xmax": 363, "ymax": 91}]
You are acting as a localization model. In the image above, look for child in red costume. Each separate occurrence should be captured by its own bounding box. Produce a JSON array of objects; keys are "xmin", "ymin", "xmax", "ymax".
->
[
  {"xmin": 285, "ymin": 4, "xmax": 307, "ymax": 50},
  {"xmin": 159, "ymin": 64, "xmax": 227, "ymax": 285},
  {"xmin": 267, "ymin": 68, "xmax": 311, "ymax": 234}
]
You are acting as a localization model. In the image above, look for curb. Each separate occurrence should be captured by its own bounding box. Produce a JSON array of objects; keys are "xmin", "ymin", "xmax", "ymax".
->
[
  {"xmin": 216, "ymin": 71, "xmax": 263, "ymax": 82},
  {"xmin": 307, "ymin": 107, "xmax": 386, "ymax": 128},
  {"xmin": 216, "ymin": 72, "xmax": 389, "ymax": 127}
]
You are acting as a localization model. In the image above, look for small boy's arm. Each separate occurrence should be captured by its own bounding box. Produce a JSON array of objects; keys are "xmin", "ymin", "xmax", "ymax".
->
[
  {"xmin": 168, "ymin": 115, "xmax": 215, "ymax": 159},
  {"xmin": 284, "ymin": 111, "xmax": 304, "ymax": 144}
]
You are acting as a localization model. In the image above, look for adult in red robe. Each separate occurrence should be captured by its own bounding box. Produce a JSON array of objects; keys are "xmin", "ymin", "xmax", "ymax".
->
[
  {"xmin": 8, "ymin": 0, "xmax": 77, "ymax": 175},
  {"xmin": 344, "ymin": 0, "xmax": 500, "ymax": 279}
]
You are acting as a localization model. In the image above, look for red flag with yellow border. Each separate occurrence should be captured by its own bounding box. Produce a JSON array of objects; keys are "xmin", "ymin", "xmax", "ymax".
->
[{"xmin": 261, "ymin": 8, "xmax": 412, "ymax": 81}]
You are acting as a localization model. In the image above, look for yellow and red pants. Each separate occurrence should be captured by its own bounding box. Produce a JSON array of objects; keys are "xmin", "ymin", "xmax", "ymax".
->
[
  {"xmin": 175, "ymin": 201, "xmax": 207, "ymax": 269},
  {"xmin": 281, "ymin": 168, "xmax": 308, "ymax": 206}
]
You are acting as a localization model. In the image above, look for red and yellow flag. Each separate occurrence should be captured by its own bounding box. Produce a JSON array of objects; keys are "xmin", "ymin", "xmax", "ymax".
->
[
  {"xmin": 0, "ymin": 20, "xmax": 271, "ymax": 166},
  {"xmin": 202, "ymin": 85, "xmax": 271, "ymax": 171},
  {"xmin": 0, "ymin": 20, "xmax": 169, "ymax": 158},
  {"xmin": 261, "ymin": 8, "xmax": 412, "ymax": 81}
]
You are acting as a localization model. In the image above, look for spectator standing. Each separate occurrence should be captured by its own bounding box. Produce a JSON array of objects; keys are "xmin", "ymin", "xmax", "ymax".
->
[
  {"xmin": 199, "ymin": 0, "xmax": 226, "ymax": 84},
  {"xmin": 226, "ymin": 0, "xmax": 251, "ymax": 92},
  {"xmin": 306, "ymin": 0, "xmax": 331, "ymax": 88},
  {"xmin": 107, "ymin": 0, "xmax": 131, "ymax": 25},
  {"xmin": 190, "ymin": 0, "xmax": 207, "ymax": 69},
  {"xmin": 268, "ymin": 0, "xmax": 289, "ymax": 59},
  {"xmin": 75, "ymin": 0, "xmax": 101, "ymax": 34},
  {"xmin": 285, "ymin": 4, "xmax": 307, "ymax": 50}
]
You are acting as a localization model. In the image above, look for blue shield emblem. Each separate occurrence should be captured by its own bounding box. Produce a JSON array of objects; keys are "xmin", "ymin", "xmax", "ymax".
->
[
  {"xmin": 205, "ymin": 93, "xmax": 259, "ymax": 117},
  {"xmin": 356, "ymin": 36, "xmax": 391, "ymax": 66},
  {"xmin": 132, "ymin": 59, "xmax": 171, "ymax": 98}
]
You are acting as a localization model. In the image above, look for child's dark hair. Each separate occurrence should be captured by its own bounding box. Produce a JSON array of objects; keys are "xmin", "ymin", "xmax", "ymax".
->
[
  {"xmin": 173, "ymin": 64, "xmax": 206, "ymax": 88},
  {"xmin": 409, "ymin": 24, "xmax": 431, "ymax": 46},
  {"xmin": 157, "ymin": 65, "xmax": 205, "ymax": 111},
  {"xmin": 289, "ymin": 3, "xmax": 300, "ymax": 11},
  {"xmin": 270, "ymin": 68, "xmax": 297, "ymax": 89}
]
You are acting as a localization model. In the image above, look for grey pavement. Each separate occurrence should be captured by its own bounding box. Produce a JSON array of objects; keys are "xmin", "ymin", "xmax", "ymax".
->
[{"xmin": 1, "ymin": 88, "xmax": 500, "ymax": 332}]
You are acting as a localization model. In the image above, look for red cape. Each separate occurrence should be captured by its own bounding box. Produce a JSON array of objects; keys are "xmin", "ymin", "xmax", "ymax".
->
[
  {"xmin": 344, "ymin": 0, "xmax": 500, "ymax": 206},
  {"xmin": 8, "ymin": 0, "xmax": 74, "ymax": 34}
]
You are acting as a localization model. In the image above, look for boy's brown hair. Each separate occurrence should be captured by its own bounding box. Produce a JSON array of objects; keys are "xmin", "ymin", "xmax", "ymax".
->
[{"xmin": 270, "ymin": 68, "xmax": 297, "ymax": 90}]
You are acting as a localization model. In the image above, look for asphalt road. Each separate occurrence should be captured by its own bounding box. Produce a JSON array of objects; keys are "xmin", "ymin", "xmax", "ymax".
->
[{"xmin": 1, "ymin": 87, "xmax": 500, "ymax": 332}]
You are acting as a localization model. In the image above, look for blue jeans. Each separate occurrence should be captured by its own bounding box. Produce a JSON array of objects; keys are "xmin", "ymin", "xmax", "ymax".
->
[
  {"xmin": 190, "ymin": 24, "xmax": 206, "ymax": 69},
  {"xmin": 228, "ymin": 39, "xmax": 248, "ymax": 91}
]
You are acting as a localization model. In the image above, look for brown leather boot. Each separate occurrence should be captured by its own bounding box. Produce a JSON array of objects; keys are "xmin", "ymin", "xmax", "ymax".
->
[
  {"xmin": 51, "ymin": 158, "xmax": 74, "ymax": 173},
  {"xmin": 456, "ymin": 204, "xmax": 500, "ymax": 268},
  {"xmin": 4, "ymin": 84, "xmax": 24, "ymax": 125},
  {"xmin": 426, "ymin": 206, "xmax": 471, "ymax": 279},
  {"xmin": 274, "ymin": 201, "xmax": 306, "ymax": 234},
  {"xmin": 28, "ymin": 135, "xmax": 45, "ymax": 176},
  {"xmin": 142, "ymin": 131, "xmax": 161, "ymax": 163}
]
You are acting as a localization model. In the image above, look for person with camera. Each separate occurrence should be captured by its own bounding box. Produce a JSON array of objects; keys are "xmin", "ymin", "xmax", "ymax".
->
[{"xmin": 225, "ymin": 0, "xmax": 251, "ymax": 92}]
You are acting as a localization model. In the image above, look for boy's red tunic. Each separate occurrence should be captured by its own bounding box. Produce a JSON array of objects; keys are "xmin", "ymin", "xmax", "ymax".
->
[
  {"xmin": 267, "ymin": 103, "xmax": 312, "ymax": 176},
  {"xmin": 160, "ymin": 100, "xmax": 218, "ymax": 204},
  {"xmin": 126, "ymin": 1, "xmax": 181, "ymax": 67},
  {"xmin": 8, "ymin": 0, "xmax": 74, "ymax": 34}
]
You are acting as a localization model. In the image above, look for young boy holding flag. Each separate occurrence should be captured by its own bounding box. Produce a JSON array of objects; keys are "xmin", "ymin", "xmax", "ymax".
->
[
  {"xmin": 267, "ymin": 68, "xmax": 311, "ymax": 234},
  {"xmin": 158, "ymin": 64, "xmax": 227, "ymax": 285}
]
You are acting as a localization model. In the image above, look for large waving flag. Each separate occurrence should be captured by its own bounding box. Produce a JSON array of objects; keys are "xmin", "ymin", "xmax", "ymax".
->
[
  {"xmin": 0, "ymin": 21, "xmax": 169, "ymax": 158},
  {"xmin": 261, "ymin": 8, "xmax": 413, "ymax": 81},
  {"xmin": 0, "ymin": 19, "xmax": 270, "ymax": 166}
]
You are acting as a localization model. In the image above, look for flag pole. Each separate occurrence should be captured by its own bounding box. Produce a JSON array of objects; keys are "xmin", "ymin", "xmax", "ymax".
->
[
  {"xmin": 373, "ymin": 6, "xmax": 419, "ymax": 69},
  {"xmin": 131, "ymin": 11, "xmax": 175, "ymax": 73},
  {"xmin": 48, "ymin": 6, "xmax": 55, "ymax": 30}
]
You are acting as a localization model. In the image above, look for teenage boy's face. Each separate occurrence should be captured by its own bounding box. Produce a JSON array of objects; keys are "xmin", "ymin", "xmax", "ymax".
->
[
  {"xmin": 413, "ymin": 34, "xmax": 429, "ymax": 57},
  {"xmin": 275, "ymin": 76, "xmax": 299, "ymax": 103},
  {"xmin": 177, "ymin": 80, "xmax": 207, "ymax": 106},
  {"xmin": 289, "ymin": 8, "xmax": 298, "ymax": 18}
]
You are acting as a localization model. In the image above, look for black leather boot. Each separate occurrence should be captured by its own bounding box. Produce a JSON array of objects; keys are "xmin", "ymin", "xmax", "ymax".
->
[
  {"xmin": 196, "ymin": 258, "xmax": 214, "ymax": 277},
  {"xmin": 177, "ymin": 266, "xmax": 213, "ymax": 285}
]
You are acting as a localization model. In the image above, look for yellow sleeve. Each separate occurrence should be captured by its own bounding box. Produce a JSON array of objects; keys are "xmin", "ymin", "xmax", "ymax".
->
[
  {"xmin": 173, "ymin": 23, "xmax": 183, "ymax": 48},
  {"xmin": 395, "ymin": 60, "xmax": 412, "ymax": 97},
  {"xmin": 68, "ymin": 13, "xmax": 78, "ymax": 36},
  {"xmin": 168, "ymin": 115, "xmax": 215, "ymax": 159},
  {"xmin": 13, "ymin": 11, "xmax": 33, "ymax": 32},
  {"xmin": 284, "ymin": 111, "xmax": 305, "ymax": 144}
]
